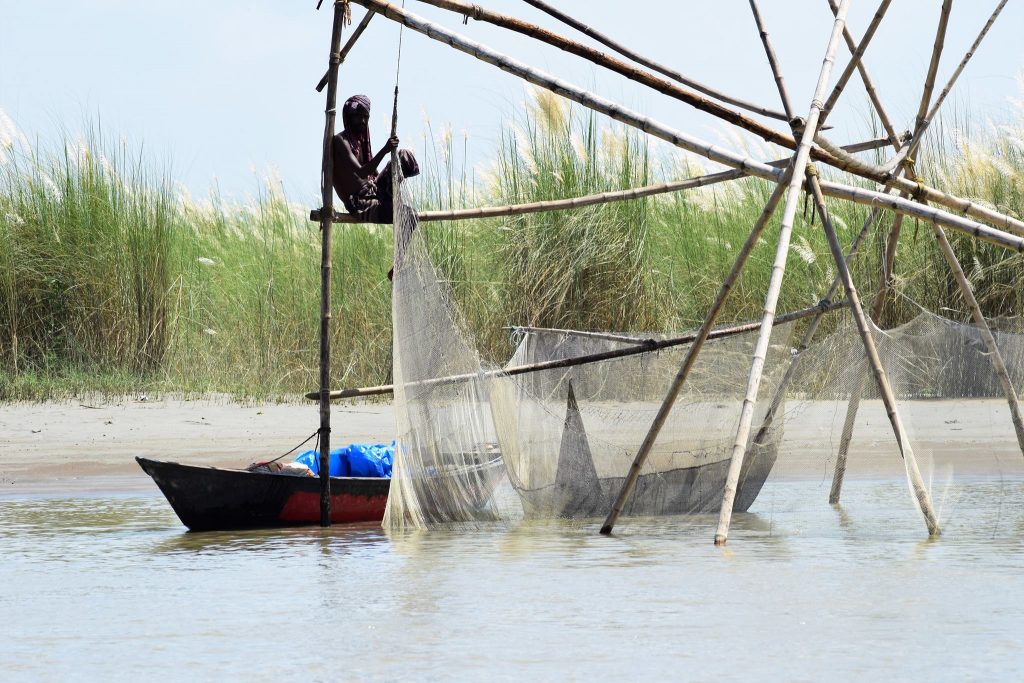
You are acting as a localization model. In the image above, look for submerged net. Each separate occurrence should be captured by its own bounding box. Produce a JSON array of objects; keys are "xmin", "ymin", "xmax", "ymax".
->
[{"xmin": 383, "ymin": 186, "xmax": 1024, "ymax": 531}]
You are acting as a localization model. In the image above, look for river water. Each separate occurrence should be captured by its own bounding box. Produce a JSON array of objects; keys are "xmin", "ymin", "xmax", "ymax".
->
[{"xmin": 3, "ymin": 477, "xmax": 1024, "ymax": 681}]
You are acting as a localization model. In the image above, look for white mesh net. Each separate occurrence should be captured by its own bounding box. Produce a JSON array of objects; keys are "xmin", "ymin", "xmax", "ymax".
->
[{"xmin": 383, "ymin": 188, "xmax": 1024, "ymax": 531}]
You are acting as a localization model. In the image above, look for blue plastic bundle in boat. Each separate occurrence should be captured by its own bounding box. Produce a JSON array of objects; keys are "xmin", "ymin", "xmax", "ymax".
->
[{"xmin": 295, "ymin": 442, "xmax": 394, "ymax": 478}]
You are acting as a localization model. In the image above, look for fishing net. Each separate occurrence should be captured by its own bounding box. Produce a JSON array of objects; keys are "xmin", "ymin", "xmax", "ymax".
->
[
  {"xmin": 755, "ymin": 305, "xmax": 1024, "ymax": 529},
  {"xmin": 382, "ymin": 179, "xmax": 1024, "ymax": 530},
  {"xmin": 383, "ymin": 183, "xmax": 796, "ymax": 528}
]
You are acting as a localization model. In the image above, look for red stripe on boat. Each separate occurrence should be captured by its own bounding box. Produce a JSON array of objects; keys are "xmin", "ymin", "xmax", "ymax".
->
[{"xmin": 279, "ymin": 490, "xmax": 388, "ymax": 524}]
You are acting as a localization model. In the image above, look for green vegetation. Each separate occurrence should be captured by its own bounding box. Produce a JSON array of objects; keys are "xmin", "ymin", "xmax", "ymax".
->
[{"xmin": 2, "ymin": 90, "xmax": 1023, "ymax": 400}]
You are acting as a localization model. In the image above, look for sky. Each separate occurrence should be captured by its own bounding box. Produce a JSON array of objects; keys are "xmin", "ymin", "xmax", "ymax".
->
[{"xmin": 2, "ymin": 1, "xmax": 1023, "ymax": 204}]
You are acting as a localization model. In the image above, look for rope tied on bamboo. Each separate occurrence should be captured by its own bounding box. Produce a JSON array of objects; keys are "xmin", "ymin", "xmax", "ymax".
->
[
  {"xmin": 462, "ymin": 4, "xmax": 483, "ymax": 23},
  {"xmin": 341, "ymin": 0, "xmax": 353, "ymax": 25}
]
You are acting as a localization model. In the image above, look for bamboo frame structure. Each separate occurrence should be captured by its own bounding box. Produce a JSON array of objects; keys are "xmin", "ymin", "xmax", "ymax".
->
[
  {"xmin": 316, "ymin": 1, "xmax": 349, "ymax": 527},
  {"xmin": 712, "ymin": 0, "xmax": 853, "ymax": 546},
  {"xmin": 306, "ymin": 300, "xmax": 848, "ymax": 401},
  {"xmin": 829, "ymin": 0, "xmax": 1024, "ymax": 502},
  {"xmin": 352, "ymin": 0, "xmax": 1024, "ymax": 239},
  {"xmin": 307, "ymin": 0, "xmax": 1019, "ymax": 541},
  {"xmin": 310, "ymin": 135, "xmax": 892, "ymax": 225},
  {"xmin": 521, "ymin": 0, "xmax": 789, "ymax": 122}
]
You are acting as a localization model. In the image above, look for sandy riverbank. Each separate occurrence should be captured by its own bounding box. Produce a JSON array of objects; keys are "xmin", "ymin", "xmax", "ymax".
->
[
  {"xmin": 0, "ymin": 398, "xmax": 396, "ymax": 495},
  {"xmin": 3, "ymin": 396, "xmax": 1023, "ymax": 497}
]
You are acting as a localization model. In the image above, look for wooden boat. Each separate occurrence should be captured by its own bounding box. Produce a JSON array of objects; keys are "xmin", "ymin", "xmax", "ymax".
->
[
  {"xmin": 137, "ymin": 457, "xmax": 389, "ymax": 531},
  {"xmin": 138, "ymin": 447, "xmax": 506, "ymax": 531}
]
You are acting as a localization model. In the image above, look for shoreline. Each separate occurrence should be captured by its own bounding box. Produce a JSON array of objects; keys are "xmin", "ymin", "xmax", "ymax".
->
[{"xmin": 3, "ymin": 397, "xmax": 1024, "ymax": 498}]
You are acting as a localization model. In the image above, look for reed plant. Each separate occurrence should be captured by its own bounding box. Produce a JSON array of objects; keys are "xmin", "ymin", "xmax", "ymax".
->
[{"xmin": 1, "ymin": 90, "xmax": 1023, "ymax": 400}]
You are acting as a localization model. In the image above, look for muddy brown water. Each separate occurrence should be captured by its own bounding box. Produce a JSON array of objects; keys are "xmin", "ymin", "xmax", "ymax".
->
[{"xmin": 3, "ymin": 475, "xmax": 1024, "ymax": 681}]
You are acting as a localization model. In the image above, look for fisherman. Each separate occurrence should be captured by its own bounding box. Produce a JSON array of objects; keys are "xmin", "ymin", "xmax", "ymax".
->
[{"xmin": 331, "ymin": 94, "xmax": 419, "ymax": 224}]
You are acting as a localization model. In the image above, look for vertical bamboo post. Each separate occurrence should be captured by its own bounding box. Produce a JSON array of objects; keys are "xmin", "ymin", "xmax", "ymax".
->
[
  {"xmin": 600, "ymin": 173, "xmax": 791, "ymax": 535},
  {"xmin": 317, "ymin": 1, "xmax": 348, "ymax": 527},
  {"xmin": 809, "ymin": 175, "xmax": 940, "ymax": 535},
  {"xmin": 713, "ymin": 0, "xmax": 852, "ymax": 547}
]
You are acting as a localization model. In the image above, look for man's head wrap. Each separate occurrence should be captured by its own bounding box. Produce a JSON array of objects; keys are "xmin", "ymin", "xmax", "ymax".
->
[{"xmin": 341, "ymin": 95, "xmax": 373, "ymax": 167}]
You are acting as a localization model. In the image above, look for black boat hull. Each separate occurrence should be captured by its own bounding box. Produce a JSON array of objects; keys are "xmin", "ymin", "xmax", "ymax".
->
[{"xmin": 136, "ymin": 457, "xmax": 390, "ymax": 531}]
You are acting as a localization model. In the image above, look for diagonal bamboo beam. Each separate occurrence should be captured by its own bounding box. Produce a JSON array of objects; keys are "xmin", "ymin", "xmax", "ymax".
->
[
  {"xmin": 826, "ymin": 0, "xmax": 899, "ymax": 145},
  {"xmin": 741, "ymin": 0, "xmax": 890, "ymax": 497},
  {"xmin": 808, "ymin": 174, "xmax": 940, "ymax": 535},
  {"xmin": 830, "ymin": 0, "xmax": 1024, "ymax": 502},
  {"xmin": 601, "ymin": 170, "xmax": 793, "ymax": 536},
  {"xmin": 748, "ymin": 0, "xmax": 796, "ymax": 121},
  {"xmin": 316, "ymin": 10, "xmax": 375, "ymax": 92},
  {"xmin": 412, "ymin": 0, "xmax": 800, "ymax": 151},
  {"xmin": 712, "ymin": 0, "xmax": 849, "ymax": 546},
  {"xmin": 351, "ymin": 0, "xmax": 1024, "ymax": 243},
  {"xmin": 820, "ymin": 0, "xmax": 893, "ymax": 122},
  {"xmin": 520, "ymin": 0, "xmax": 789, "ymax": 121}
]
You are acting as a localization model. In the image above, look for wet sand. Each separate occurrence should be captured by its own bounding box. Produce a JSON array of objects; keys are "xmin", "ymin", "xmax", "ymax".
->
[
  {"xmin": 3, "ymin": 397, "xmax": 1022, "ymax": 496},
  {"xmin": 0, "ymin": 398, "xmax": 396, "ymax": 495}
]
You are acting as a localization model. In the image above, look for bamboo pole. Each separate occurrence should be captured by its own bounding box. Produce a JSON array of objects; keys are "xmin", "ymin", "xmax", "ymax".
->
[
  {"xmin": 748, "ymin": 0, "xmax": 796, "ymax": 121},
  {"xmin": 349, "ymin": 0, "xmax": 1024, "ymax": 243},
  {"xmin": 305, "ymin": 300, "xmax": 848, "ymax": 401},
  {"xmin": 316, "ymin": 1, "xmax": 349, "ymax": 527},
  {"xmin": 743, "ymin": 0, "xmax": 883, "ymax": 472},
  {"xmin": 876, "ymin": 0, "xmax": 953, "ymax": 291},
  {"xmin": 311, "ymin": 136, "xmax": 892, "ymax": 224},
  {"xmin": 520, "ymin": 0, "xmax": 789, "ymax": 121},
  {"xmin": 503, "ymin": 327, "xmax": 657, "ymax": 345},
  {"xmin": 411, "ymin": 0, "xmax": 800, "ymax": 151},
  {"xmin": 316, "ymin": 10, "xmax": 375, "ymax": 92},
  {"xmin": 809, "ymin": 174, "xmax": 940, "ymax": 535},
  {"xmin": 930, "ymin": 224, "xmax": 1024, "ymax": 455},
  {"xmin": 712, "ymin": 0, "xmax": 851, "ymax": 547},
  {"xmin": 831, "ymin": 0, "xmax": 1015, "ymax": 500},
  {"xmin": 826, "ymin": 0, "xmax": 899, "ymax": 145},
  {"xmin": 820, "ymin": 0, "xmax": 893, "ymax": 121},
  {"xmin": 601, "ymin": 174, "xmax": 792, "ymax": 536}
]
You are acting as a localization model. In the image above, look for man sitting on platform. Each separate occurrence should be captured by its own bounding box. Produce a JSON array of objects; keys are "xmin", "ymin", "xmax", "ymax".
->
[{"xmin": 331, "ymin": 94, "xmax": 419, "ymax": 224}]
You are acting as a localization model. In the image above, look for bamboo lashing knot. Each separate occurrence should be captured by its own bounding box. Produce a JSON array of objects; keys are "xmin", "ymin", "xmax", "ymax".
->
[
  {"xmin": 340, "ymin": 0, "xmax": 353, "ymax": 25},
  {"xmin": 462, "ymin": 4, "xmax": 483, "ymax": 24}
]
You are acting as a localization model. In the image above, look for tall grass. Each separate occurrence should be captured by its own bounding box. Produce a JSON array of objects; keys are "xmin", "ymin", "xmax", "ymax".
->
[{"xmin": 1, "ymin": 90, "xmax": 1023, "ymax": 400}]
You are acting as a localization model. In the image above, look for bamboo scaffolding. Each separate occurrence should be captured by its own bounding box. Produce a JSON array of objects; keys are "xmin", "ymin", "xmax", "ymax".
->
[
  {"xmin": 305, "ymin": 300, "xmax": 847, "ymax": 401},
  {"xmin": 316, "ymin": 2, "xmax": 349, "ymax": 526},
  {"xmin": 830, "ymin": 0, "xmax": 1023, "ymax": 502},
  {"xmin": 809, "ymin": 175, "xmax": 941, "ymax": 534},
  {"xmin": 411, "ymin": 0, "xmax": 801, "ymax": 152},
  {"xmin": 826, "ymin": 0, "xmax": 899, "ymax": 145},
  {"xmin": 310, "ymin": 135, "xmax": 892, "ymax": 224},
  {"xmin": 349, "ymin": 0, "xmax": 1024, "ymax": 245},
  {"xmin": 743, "ymin": 0, "xmax": 888, "ymax": 481},
  {"xmin": 713, "ymin": 0, "xmax": 851, "ymax": 547},
  {"xmin": 520, "ymin": 0, "xmax": 789, "ymax": 122},
  {"xmin": 316, "ymin": 10, "xmax": 375, "ymax": 92},
  {"xmin": 601, "ymin": 173, "xmax": 793, "ymax": 535},
  {"xmin": 820, "ymin": 0, "xmax": 893, "ymax": 120}
]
